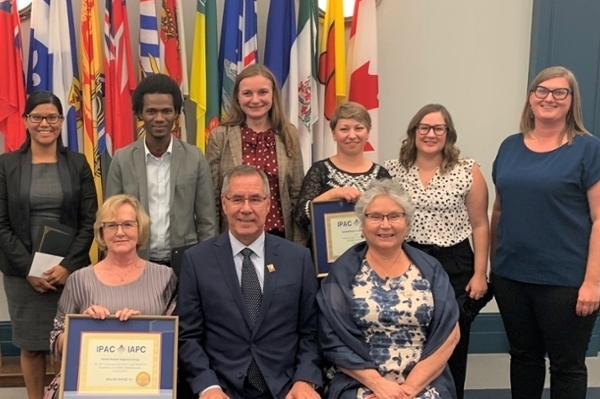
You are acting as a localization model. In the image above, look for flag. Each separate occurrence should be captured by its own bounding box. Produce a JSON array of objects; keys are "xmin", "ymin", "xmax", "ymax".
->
[
  {"xmin": 264, "ymin": 0, "xmax": 297, "ymax": 125},
  {"xmin": 218, "ymin": 0, "xmax": 258, "ymax": 116},
  {"xmin": 160, "ymin": 0, "xmax": 188, "ymax": 141},
  {"xmin": 139, "ymin": 0, "xmax": 160, "ymax": 78},
  {"xmin": 189, "ymin": 0, "xmax": 219, "ymax": 151},
  {"xmin": 348, "ymin": 0, "xmax": 379, "ymax": 161},
  {"xmin": 315, "ymin": 0, "xmax": 346, "ymax": 160},
  {"xmin": 27, "ymin": 0, "xmax": 81, "ymax": 152},
  {"xmin": 0, "ymin": 0, "xmax": 26, "ymax": 152},
  {"xmin": 104, "ymin": 0, "xmax": 136, "ymax": 155},
  {"xmin": 239, "ymin": 0, "xmax": 258, "ymax": 70},
  {"xmin": 27, "ymin": 0, "xmax": 51, "ymax": 93},
  {"xmin": 81, "ymin": 0, "xmax": 105, "ymax": 261},
  {"xmin": 52, "ymin": 0, "xmax": 82, "ymax": 152},
  {"xmin": 296, "ymin": 0, "xmax": 319, "ymax": 171}
]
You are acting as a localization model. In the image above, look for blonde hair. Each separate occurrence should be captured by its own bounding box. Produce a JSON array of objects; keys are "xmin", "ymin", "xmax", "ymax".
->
[
  {"xmin": 94, "ymin": 195, "xmax": 151, "ymax": 252},
  {"xmin": 399, "ymin": 104, "xmax": 460, "ymax": 174},
  {"xmin": 220, "ymin": 64, "xmax": 297, "ymax": 158},
  {"xmin": 519, "ymin": 66, "xmax": 589, "ymax": 144}
]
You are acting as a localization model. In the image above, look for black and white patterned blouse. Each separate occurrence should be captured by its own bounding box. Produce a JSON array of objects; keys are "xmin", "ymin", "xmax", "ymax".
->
[
  {"xmin": 385, "ymin": 158, "xmax": 476, "ymax": 247},
  {"xmin": 294, "ymin": 158, "xmax": 391, "ymax": 230}
]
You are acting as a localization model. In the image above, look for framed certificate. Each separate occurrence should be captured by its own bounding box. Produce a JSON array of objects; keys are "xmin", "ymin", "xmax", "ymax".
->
[
  {"xmin": 311, "ymin": 200, "xmax": 363, "ymax": 277},
  {"xmin": 59, "ymin": 315, "xmax": 178, "ymax": 399}
]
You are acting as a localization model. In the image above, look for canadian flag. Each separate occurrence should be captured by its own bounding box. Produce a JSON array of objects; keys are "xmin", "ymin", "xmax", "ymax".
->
[{"xmin": 347, "ymin": 0, "xmax": 379, "ymax": 161}]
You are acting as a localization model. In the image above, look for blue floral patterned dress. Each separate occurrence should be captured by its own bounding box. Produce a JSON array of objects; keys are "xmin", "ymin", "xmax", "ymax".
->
[{"xmin": 352, "ymin": 259, "xmax": 441, "ymax": 398}]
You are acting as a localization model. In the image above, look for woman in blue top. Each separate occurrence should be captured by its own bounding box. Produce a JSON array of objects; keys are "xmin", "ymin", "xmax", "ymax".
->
[{"xmin": 491, "ymin": 66, "xmax": 600, "ymax": 399}]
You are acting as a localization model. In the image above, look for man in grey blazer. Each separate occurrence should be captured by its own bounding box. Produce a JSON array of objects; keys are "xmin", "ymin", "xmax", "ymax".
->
[{"xmin": 106, "ymin": 74, "xmax": 217, "ymax": 266}]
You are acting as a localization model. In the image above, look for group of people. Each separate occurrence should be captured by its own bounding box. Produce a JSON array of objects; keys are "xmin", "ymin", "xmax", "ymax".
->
[{"xmin": 0, "ymin": 63, "xmax": 598, "ymax": 399}]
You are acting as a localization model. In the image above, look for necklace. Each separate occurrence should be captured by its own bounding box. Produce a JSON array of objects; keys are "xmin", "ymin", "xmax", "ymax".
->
[
  {"xmin": 369, "ymin": 250, "xmax": 403, "ymax": 281},
  {"xmin": 109, "ymin": 265, "xmax": 139, "ymax": 282}
]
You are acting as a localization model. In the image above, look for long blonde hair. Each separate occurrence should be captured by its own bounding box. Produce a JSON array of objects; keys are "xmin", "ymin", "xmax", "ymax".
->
[
  {"xmin": 519, "ymin": 66, "xmax": 589, "ymax": 144},
  {"xmin": 220, "ymin": 64, "xmax": 297, "ymax": 158},
  {"xmin": 399, "ymin": 104, "xmax": 460, "ymax": 174}
]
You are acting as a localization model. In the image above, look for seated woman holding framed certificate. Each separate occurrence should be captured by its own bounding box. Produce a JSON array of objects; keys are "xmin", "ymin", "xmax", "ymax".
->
[
  {"xmin": 49, "ymin": 194, "xmax": 177, "ymax": 360},
  {"xmin": 318, "ymin": 179, "xmax": 460, "ymax": 399}
]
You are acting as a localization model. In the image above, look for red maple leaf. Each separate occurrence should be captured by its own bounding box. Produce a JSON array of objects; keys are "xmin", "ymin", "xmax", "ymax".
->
[{"xmin": 349, "ymin": 61, "xmax": 379, "ymax": 111}]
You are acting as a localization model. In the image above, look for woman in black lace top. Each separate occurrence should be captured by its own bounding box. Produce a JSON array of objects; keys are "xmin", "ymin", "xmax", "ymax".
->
[{"xmin": 294, "ymin": 102, "xmax": 390, "ymax": 236}]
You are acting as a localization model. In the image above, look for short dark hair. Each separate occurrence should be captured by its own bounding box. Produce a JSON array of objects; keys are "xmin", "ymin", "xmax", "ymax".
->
[
  {"xmin": 19, "ymin": 91, "xmax": 66, "ymax": 152},
  {"xmin": 132, "ymin": 74, "xmax": 183, "ymax": 115}
]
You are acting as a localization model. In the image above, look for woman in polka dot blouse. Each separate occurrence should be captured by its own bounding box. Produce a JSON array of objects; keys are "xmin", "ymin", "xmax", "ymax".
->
[
  {"xmin": 207, "ymin": 64, "xmax": 305, "ymax": 244},
  {"xmin": 384, "ymin": 104, "xmax": 489, "ymax": 399}
]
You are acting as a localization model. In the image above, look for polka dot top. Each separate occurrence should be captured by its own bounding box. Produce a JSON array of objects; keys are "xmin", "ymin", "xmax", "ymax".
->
[
  {"xmin": 241, "ymin": 125, "xmax": 285, "ymax": 234},
  {"xmin": 384, "ymin": 158, "xmax": 476, "ymax": 247}
]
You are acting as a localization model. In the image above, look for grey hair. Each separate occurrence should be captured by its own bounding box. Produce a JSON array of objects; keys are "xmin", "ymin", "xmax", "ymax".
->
[
  {"xmin": 355, "ymin": 179, "xmax": 415, "ymax": 227},
  {"xmin": 221, "ymin": 164, "xmax": 271, "ymax": 197}
]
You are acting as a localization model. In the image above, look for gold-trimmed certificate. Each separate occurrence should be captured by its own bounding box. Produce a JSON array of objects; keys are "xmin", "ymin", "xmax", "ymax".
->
[
  {"xmin": 78, "ymin": 332, "xmax": 161, "ymax": 395},
  {"xmin": 311, "ymin": 200, "xmax": 362, "ymax": 277},
  {"xmin": 324, "ymin": 211, "xmax": 362, "ymax": 263},
  {"xmin": 59, "ymin": 315, "xmax": 178, "ymax": 399}
]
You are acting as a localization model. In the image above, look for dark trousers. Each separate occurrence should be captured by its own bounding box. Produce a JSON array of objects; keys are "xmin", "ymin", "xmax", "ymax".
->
[
  {"xmin": 492, "ymin": 274, "xmax": 599, "ymax": 399},
  {"xmin": 407, "ymin": 239, "xmax": 475, "ymax": 399}
]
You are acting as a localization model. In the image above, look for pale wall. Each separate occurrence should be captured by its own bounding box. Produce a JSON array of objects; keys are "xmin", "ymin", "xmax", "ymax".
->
[{"xmin": 0, "ymin": 0, "xmax": 533, "ymax": 320}]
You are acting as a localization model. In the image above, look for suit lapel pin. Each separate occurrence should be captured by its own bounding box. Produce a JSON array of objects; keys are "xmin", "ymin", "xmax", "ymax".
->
[{"xmin": 267, "ymin": 264, "xmax": 276, "ymax": 273}]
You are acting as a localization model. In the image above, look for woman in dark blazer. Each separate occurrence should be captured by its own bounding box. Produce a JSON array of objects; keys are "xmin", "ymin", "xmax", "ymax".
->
[
  {"xmin": 206, "ymin": 64, "xmax": 305, "ymax": 245},
  {"xmin": 0, "ymin": 91, "xmax": 97, "ymax": 399}
]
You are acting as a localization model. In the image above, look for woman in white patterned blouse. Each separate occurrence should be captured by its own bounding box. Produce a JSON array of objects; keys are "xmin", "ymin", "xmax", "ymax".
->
[{"xmin": 384, "ymin": 104, "xmax": 489, "ymax": 399}]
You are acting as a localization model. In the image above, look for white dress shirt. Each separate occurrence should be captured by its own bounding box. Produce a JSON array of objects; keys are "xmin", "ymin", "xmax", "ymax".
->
[
  {"xmin": 228, "ymin": 231, "xmax": 266, "ymax": 291},
  {"xmin": 145, "ymin": 138, "xmax": 173, "ymax": 260},
  {"xmin": 200, "ymin": 231, "xmax": 266, "ymax": 395}
]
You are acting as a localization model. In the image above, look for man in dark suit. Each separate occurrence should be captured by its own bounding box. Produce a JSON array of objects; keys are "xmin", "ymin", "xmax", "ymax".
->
[
  {"xmin": 105, "ymin": 74, "xmax": 216, "ymax": 267},
  {"xmin": 178, "ymin": 165, "xmax": 321, "ymax": 399}
]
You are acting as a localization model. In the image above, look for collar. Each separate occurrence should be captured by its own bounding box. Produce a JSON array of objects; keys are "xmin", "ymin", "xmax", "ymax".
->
[
  {"xmin": 144, "ymin": 136, "xmax": 173, "ymax": 159},
  {"xmin": 228, "ymin": 231, "xmax": 266, "ymax": 257}
]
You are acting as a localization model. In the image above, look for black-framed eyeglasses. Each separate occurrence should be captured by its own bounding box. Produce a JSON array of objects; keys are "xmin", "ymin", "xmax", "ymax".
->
[
  {"xmin": 416, "ymin": 124, "xmax": 447, "ymax": 136},
  {"xmin": 365, "ymin": 213, "xmax": 406, "ymax": 223},
  {"xmin": 102, "ymin": 220, "xmax": 138, "ymax": 232},
  {"xmin": 25, "ymin": 114, "xmax": 63, "ymax": 124},
  {"xmin": 224, "ymin": 195, "xmax": 268, "ymax": 206},
  {"xmin": 531, "ymin": 86, "xmax": 571, "ymax": 101}
]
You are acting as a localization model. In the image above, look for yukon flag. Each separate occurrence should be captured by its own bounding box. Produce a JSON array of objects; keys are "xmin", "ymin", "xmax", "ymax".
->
[
  {"xmin": 160, "ymin": 0, "xmax": 188, "ymax": 141},
  {"xmin": 264, "ymin": 0, "xmax": 298, "ymax": 130},
  {"xmin": 315, "ymin": 0, "xmax": 346, "ymax": 160},
  {"xmin": 348, "ymin": 0, "xmax": 379, "ymax": 161},
  {"xmin": 190, "ymin": 0, "xmax": 219, "ymax": 152},
  {"xmin": 104, "ymin": 0, "xmax": 136, "ymax": 154},
  {"xmin": 218, "ymin": 0, "xmax": 258, "ymax": 116},
  {"xmin": 81, "ymin": 0, "xmax": 105, "ymax": 261},
  {"xmin": 296, "ymin": 0, "xmax": 318, "ymax": 171},
  {"xmin": 0, "ymin": 0, "xmax": 26, "ymax": 152}
]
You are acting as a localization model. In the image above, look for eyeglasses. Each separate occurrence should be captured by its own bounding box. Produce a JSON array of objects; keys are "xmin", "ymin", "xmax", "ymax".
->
[
  {"xmin": 531, "ymin": 86, "xmax": 571, "ymax": 101},
  {"xmin": 102, "ymin": 221, "xmax": 138, "ymax": 232},
  {"xmin": 25, "ymin": 114, "xmax": 63, "ymax": 124},
  {"xmin": 416, "ymin": 124, "xmax": 447, "ymax": 136},
  {"xmin": 224, "ymin": 195, "xmax": 268, "ymax": 206},
  {"xmin": 365, "ymin": 213, "xmax": 406, "ymax": 223}
]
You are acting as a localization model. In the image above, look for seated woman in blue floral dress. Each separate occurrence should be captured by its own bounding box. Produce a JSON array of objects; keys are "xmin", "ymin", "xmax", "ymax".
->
[{"xmin": 318, "ymin": 179, "xmax": 460, "ymax": 399}]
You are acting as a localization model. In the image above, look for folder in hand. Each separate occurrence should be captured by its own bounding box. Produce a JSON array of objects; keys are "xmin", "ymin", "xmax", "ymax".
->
[{"xmin": 36, "ymin": 220, "xmax": 76, "ymax": 257}]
